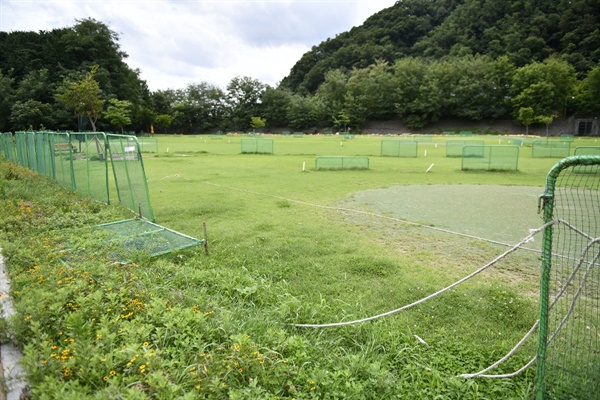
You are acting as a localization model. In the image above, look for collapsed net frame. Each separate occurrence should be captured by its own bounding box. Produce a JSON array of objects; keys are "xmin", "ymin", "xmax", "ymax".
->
[{"xmin": 536, "ymin": 155, "xmax": 600, "ymax": 399}]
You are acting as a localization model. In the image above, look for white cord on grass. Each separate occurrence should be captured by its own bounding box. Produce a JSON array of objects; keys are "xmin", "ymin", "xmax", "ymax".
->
[
  {"xmin": 203, "ymin": 181, "xmax": 537, "ymax": 250},
  {"xmin": 292, "ymin": 220, "xmax": 559, "ymax": 328},
  {"xmin": 459, "ymin": 236, "xmax": 599, "ymax": 379}
]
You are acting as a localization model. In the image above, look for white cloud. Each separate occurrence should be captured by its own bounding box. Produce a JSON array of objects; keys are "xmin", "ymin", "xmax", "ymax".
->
[{"xmin": 1, "ymin": 0, "xmax": 397, "ymax": 91}]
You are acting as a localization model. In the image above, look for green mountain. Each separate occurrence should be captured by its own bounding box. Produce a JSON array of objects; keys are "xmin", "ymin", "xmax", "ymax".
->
[{"xmin": 280, "ymin": 0, "xmax": 600, "ymax": 94}]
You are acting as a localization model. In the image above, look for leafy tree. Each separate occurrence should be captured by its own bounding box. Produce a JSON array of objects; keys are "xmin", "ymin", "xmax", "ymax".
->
[
  {"xmin": 250, "ymin": 116, "xmax": 266, "ymax": 131},
  {"xmin": 10, "ymin": 100, "xmax": 53, "ymax": 130},
  {"xmin": 332, "ymin": 110, "xmax": 351, "ymax": 132},
  {"xmin": 537, "ymin": 114, "xmax": 555, "ymax": 138},
  {"xmin": 154, "ymin": 114, "xmax": 172, "ymax": 134},
  {"xmin": 517, "ymin": 107, "xmax": 535, "ymax": 135},
  {"xmin": 286, "ymin": 95, "xmax": 325, "ymax": 129},
  {"xmin": 260, "ymin": 86, "xmax": 292, "ymax": 128},
  {"xmin": 0, "ymin": 69, "xmax": 15, "ymax": 131},
  {"xmin": 511, "ymin": 57, "xmax": 577, "ymax": 118},
  {"xmin": 226, "ymin": 76, "xmax": 265, "ymax": 131},
  {"xmin": 315, "ymin": 69, "xmax": 349, "ymax": 126},
  {"xmin": 344, "ymin": 60, "xmax": 398, "ymax": 123},
  {"xmin": 56, "ymin": 65, "xmax": 105, "ymax": 131},
  {"xmin": 103, "ymin": 99, "xmax": 132, "ymax": 133},
  {"xmin": 577, "ymin": 62, "xmax": 600, "ymax": 115}
]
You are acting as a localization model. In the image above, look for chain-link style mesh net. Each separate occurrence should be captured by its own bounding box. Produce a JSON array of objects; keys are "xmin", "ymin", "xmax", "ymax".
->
[
  {"xmin": 536, "ymin": 155, "xmax": 600, "ymax": 399},
  {"xmin": 461, "ymin": 145, "xmax": 520, "ymax": 171},
  {"xmin": 315, "ymin": 156, "xmax": 370, "ymax": 170},
  {"xmin": 106, "ymin": 134, "xmax": 154, "ymax": 221},
  {"xmin": 445, "ymin": 140, "xmax": 485, "ymax": 157},
  {"xmin": 60, "ymin": 219, "xmax": 204, "ymax": 265},
  {"xmin": 2, "ymin": 130, "xmax": 203, "ymax": 260},
  {"xmin": 532, "ymin": 142, "xmax": 571, "ymax": 158},
  {"xmin": 380, "ymin": 140, "xmax": 418, "ymax": 157},
  {"xmin": 68, "ymin": 132, "xmax": 110, "ymax": 204},
  {"xmin": 240, "ymin": 138, "xmax": 274, "ymax": 154}
]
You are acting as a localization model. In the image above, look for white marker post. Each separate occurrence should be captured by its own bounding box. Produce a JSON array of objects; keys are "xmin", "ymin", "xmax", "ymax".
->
[
  {"xmin": 302, "ymin": 161, "xmax": 306, "ymax": 172},
  {"xmin": 424, "ymin": 150, "xmax": 427, "ymax": 157},
  {"xmin": 426, "ymin": 163, "xmax": 435, "ymax": 173}
]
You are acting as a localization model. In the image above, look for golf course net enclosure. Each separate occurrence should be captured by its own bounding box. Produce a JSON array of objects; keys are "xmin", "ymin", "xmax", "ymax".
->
[
  {"xmin": 536, "ymin": 155, "xmax": 600, "ymax": 399},
  {"xmin": 461, "ymin": 145, "xmax": 520, "ymax": 171},
  {"xmin": 380, "ymin": 140, "xmax": 418, "ymax": 157},
  {"xmin": 446, "ymin": 140, "xmax": 485, "ymax": 157},
  {"xmin": 532, "ymin": 141, "xmax": 571, "ymax": 158},
  {"xmin": 241, "ymin": 138, "xmax": 274, "ymax": 154},
  {"xmin": 315, "ymin": 156, "xmax": 369, "ymax": 170}
]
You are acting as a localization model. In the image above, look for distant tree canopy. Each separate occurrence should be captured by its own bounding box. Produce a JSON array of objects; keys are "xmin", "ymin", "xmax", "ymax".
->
[
  {"xmin": 1, "ymin": 1, "xmax": 599, "ymax": 134},
  {"xmin": 280, "ymin": 0, "xmax": 600, "ymax": 95}
]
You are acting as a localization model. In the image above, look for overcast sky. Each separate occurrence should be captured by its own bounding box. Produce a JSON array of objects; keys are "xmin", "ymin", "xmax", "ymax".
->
[{"xmin": 1, "ymin": 0, "xmax": 397, "ymax": 92}]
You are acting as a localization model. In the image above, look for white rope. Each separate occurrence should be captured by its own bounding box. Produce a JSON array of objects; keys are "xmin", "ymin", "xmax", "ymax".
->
[
  {"xmin": 458, "ymin": 321, "xmax": 539, "ymax": 378},
  {"xmin": 292, "ymin": 221, "xmax": 558, "ymax": 328},
  {"xmin": 458, "ymin": 237, "xmax": 600, "ymax": 379},
  {"xmin": 203, "ymin": 181, "xmax": 535, "ymax": 250},
  {"xmin": 204, "ymin": 181, "xmax": 598, "ymax": 379}
]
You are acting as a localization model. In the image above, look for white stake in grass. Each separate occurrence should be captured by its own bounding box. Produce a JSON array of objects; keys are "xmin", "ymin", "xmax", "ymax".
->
[
  {"xmin": 424, "ymin": 150, "xmax": 427, "ymax": 157},
  {"xmin": 426, "ymin": 163, "xmax": 435, "ymax": 173},
  {"xmin": 302, "ymin": 161, "xmax": 306, "ymax": 172}
]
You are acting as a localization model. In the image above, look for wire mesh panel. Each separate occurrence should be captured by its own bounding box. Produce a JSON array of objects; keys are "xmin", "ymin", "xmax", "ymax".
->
[
  {"xmin": 14, "ymin": 132, "xmax": 29, "ymax": 167},
  {"xmin": 0, "ymin": 133, "xmax": 17, "ymax": 162},
  {"xmin": 48, "ymin": 132, "xmax": 74, "ymax": 189},
  {"xmin": 34, "ymin": 132, "xmax": 54, "ymax": 178},
  {"xmin": 574, "ymin": 146, "xmax": 600, "ymax": 156},
  {"xmin": 106, "ymin": 134, "xmax": 154, "ymax": 222},
  {"xmin": 26, "ymin": 132, "xmax": 37, "ymax": 171},
  {"xmin": 536, "ymin": 155, "xmax": 600, "ymax": 400},
  {"xmin": 240, "ymin": 138, "xmax": 274, "ymax": 154},
  {"xmin": 532, "ymin": 142, "xmax": 571, "ymax": 158},
  {"xmin": 69, "ymin": 132, "xmax": 110, "ymax": 204},
  {"xmin": 380, "ymin": 140, "xmax": 418, "ymax": 157},
  {"xmin": 61, "ymin": 219, "xmax": 205, "ymax": 265},
  {"xmin": 446, "ymin": 140, "xmax": 485, "ymax": 157},
  {"xmin": 461, "ymin": 146, "xmax": 519, "ymax": 171},
  {"xmin": 138, "ymin": 137, "xmax": 159, "ymax": 153},
  {"xmin": 315, "ymin": 156, "xmax": 369, "ymax": 170}
]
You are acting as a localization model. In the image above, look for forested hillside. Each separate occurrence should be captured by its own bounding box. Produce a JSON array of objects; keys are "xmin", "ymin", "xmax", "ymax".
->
[
  {"xmin": 1, "ymin": 1, "xmax": 599, "ymax": 133},
  {"xmin": 281, "ymin": 0, "xmax": 600, "ymax": 94}
]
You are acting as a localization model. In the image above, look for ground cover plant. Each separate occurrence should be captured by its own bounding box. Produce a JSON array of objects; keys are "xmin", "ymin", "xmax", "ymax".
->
[{"xmin": 1, "ymin": 134, "xmax": 598, "ymax": 398}]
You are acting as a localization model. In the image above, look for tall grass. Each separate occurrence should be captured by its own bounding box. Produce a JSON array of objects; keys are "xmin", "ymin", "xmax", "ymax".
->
[{"xmin": 2, "ymin": 134, "xmax": 596, "ymax": 398}]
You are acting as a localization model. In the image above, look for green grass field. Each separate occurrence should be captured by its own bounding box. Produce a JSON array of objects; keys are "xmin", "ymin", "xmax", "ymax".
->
[{"xmin": 1, "ymin": 133, "xmax": 599, "ymax": 398}]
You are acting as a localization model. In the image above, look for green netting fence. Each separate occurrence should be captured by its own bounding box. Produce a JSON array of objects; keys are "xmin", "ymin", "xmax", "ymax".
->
[
  {"xmin": 461, "ymin": 145, "xmax": 520, "ymax": 171},
  {"xmin": 532, "ymin": 141, "xmax": 571, "ymax": 158},
  {"xmin": 446, "ymin": 140, "xmax": 485, "ymax": 157},
  {"xmin": 48, "ymin": 132, "xmax": 74, "ymax": 188},
  {"xmin": 60, "ymin": 218, "xmax": 205, "ymax": 265},
  {"xmin": 137, "ymin": 137, "xmax": 159, "ymax": 153},
  {"xmin": 106, "ymin": 134, "xmax": 155, "ymax": 221},
  {"xmin": 69, "ymin": 132, "xmax": 110, "ymax": 204},
  {"xmin": 2, "ymin": 131, "xmax": 154, "ymax": 221},
  {"xmin": 2, "ymin": 130, "xmax": 205, "ymax": 259},
  {"xmin": 574, "ymin": 146, "xmax": 600, "ymax": 156},
  {"xmin": 315, "ymin": 156, "xmax": 369, "ymax": 170},
  {"xmin": 536, "ymin": 155, "xmax": 600, "ymax": 400},
  {"xmin": 380, "ymin": 140, "xmax": 418, "ymax": 157},
  {"xmin": 241, "ymin": 138, "xmax": 274, "ymax": 154}
]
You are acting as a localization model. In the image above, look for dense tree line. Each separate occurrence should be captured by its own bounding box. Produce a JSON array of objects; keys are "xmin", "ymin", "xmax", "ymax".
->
[
  {"xmin": 0, "ymin": 19, "xmax": 151, "ymax": 133},
  {"xmin": 280, "ymin": 0, "xmax": 600, "ymax": 94},
  {"xmin": 1, "ymin": 5, "xmax": 600, "ymax": 134}
]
